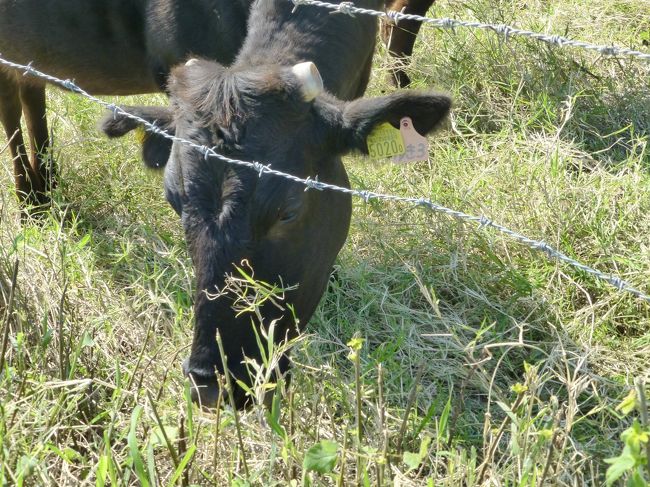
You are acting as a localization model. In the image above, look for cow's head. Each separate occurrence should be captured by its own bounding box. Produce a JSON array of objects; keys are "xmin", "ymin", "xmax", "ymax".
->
[{"xmin": 101, "ymin": 58, "xmax": 451, "ymax": 408}]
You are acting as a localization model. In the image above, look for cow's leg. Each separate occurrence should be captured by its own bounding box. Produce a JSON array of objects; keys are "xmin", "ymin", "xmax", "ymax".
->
[
  {"xmin": 20, "ymin": 82, "xmax": 53, "ymax": 203},
  {"xmin": 0, "ymin": 71, "xmax": 43, "ymax": 210},
  {"xmin": 382, "ymin": 0, "xmax": 436, "ymax": 87}
]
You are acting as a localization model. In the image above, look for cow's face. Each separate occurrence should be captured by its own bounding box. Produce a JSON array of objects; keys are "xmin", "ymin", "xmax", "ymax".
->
[
  {"xmin": 100, "ymin": 58, "xmax": 451, "ymax": 408},
  {"xmin": 167, "ymin": 60, "xmax": 357, "ymax": 408}
]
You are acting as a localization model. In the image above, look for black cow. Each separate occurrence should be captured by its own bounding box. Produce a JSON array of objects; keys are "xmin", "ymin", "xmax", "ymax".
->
[
  {"xmin": 0, "ymin": 0, "xmax": 434, "ymax": 213},
  {"xmin": 101, "ymin": 0, "xmax": 451, "ymax": 408}
]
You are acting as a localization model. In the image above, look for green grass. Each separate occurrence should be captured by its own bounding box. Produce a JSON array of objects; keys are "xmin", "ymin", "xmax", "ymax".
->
[{"xmin": 1, "ymin": 0, "xmax": 650, "ymax": 485}]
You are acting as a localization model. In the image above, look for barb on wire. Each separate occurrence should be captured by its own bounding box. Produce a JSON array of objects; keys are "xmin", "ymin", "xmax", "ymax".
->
[
  {"xmin": 290, "ymin": 0, "xmax": 650, "ymax": 62},
  {"xmin": 0, "ymin": 54, "xmax": 648, "ymax": 304}
]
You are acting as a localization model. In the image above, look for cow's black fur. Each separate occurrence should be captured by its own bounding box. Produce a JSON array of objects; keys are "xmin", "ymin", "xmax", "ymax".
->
[{"xmin": 102, "ymin": 0, "xmax": 451, "ymax": 408}]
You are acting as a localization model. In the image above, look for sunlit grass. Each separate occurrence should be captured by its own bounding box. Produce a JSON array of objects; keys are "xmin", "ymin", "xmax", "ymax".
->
[{"xmin": 1, "ymin": 0, "xmax": 649, "ymax": 484}]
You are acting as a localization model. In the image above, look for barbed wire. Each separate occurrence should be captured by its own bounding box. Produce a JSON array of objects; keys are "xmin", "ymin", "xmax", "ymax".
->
[
  {"xmin": 0, "ymin": 54, "xmax": 648, "ymax": 303},
  {"xmin": 291, "ymin": 0, "xmax": 650, "ymax": 62}
]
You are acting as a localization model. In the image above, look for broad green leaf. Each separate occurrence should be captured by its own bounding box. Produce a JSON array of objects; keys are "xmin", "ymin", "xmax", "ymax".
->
[
  {"xmin": 419, "ymin": 435, "xmax": 432, "ymax": 457},
  {"xmin": 605, "ymin": 450, "xmax": 636, "ymax": 486},
  {"xmin": 621, "ymin": 421, "xmax": 649, "ymax": 452},
  {"xmin": 616, "ymin": 389, "xmax": 638, "ymax": 416},
  {"xmin": 235, "ymin": 379, "xmax": 253, "ymax": 395},
  {"xmin": 438, "ymin": 395, "xmax": 452, "ymax": 438},
  {"xmin": 627, "ymin": 470, "xmax": 648, "ymax": 487},
  {"xmin": 77, "ymin": 233, "xmax": 92, "ymax": 249},
  {"xmin": 403, "ymin": 451, "xmax": 423, "ymax": 471},
  {"xmin": 403, "ymin": 435, "xmax": 432, "ymax": 472},
  {"xmin": 266, "ymin": 390, "xmax": 287, "ymax": 440},
  {"xmin": 81, "ymin": 332, "xmax": 94, "ymax": 348},
  {"xmin": 415, "ymin": 401, "xmax": 438, "ymax": 437},
  {"xmin": 363, "ymin": 467, "xmax": 371, "ymax": 487},
  {"xmin": 41, "ymin": 327, "xmax": 53, "ymax": 348},
  {"xmin": 303, "ymin": 440, "xmax": 339, "ymax": 474},
  {"xmin": 149, "ymin": 425, "xmax": 179, "ymax": 449},
  {"xmin": 168, "ymin": 445, "xmax": 197, "ymax": 487},
  {"xmin": 128, "ymin": 406, "xmax": 150, "ymax": 487},
  {"xmin": 46, "ymin": 444, "xmax": 80, "ymax": 463},
  {"xmin": 96, "ymin": 455, "xmax": 108, "ymax": 487}
]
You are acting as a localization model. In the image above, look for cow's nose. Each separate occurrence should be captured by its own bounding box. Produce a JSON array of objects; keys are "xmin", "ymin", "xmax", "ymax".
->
[
  {"xmin": 182, "ymin": 359, "xmax": 220, "ymax": 409},
  {"xmin": 182, "ymin": 359, "xmax": 249, "ymax": 409}
]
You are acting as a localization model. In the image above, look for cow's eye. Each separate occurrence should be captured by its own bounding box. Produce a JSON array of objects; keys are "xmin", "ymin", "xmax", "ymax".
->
[
  {"xmin": 278, "ymin": 197, "xmax": 303, "ymax": 224},
  {"xmin": 279, "ymin": 211, "xmax": 297, "ymax": 223}
]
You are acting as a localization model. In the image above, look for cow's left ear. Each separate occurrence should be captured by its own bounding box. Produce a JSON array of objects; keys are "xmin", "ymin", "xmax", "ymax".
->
[
  {"xmin": 336, "ymin": 91, "xmax": 452, "ymax": 154},
  {"xmin": 99, "ymin": 105, "xmax": 175, "ymax": 169}
]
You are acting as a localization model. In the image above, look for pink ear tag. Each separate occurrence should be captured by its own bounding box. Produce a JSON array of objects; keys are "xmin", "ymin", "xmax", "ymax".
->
[{"xmin": 391, "ymin": 117, "xmax": 429, "ymax": 164}]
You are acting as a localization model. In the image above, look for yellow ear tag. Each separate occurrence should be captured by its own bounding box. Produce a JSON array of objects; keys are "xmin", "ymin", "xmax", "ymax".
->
[
  {"xmin": 367, "ymin": 122, "xmax": 405, "ymax": 159},
  {"xmin": 134, "ymin": 126, "xmax": 148, "ymax": 144}
]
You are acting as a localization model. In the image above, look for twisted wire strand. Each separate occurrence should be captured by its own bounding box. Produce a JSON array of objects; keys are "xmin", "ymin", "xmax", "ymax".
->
[
  {"xmin": 0, "ymin": 54, "xmax": 648, "ymax": 303},
  {"xmin": 290, "ymin": 0, "xmax": 650, "ymax": 62}
]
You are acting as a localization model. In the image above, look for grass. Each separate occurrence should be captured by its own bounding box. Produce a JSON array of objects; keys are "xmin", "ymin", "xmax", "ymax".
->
[{"xmin": 1, "ymin": 0, "xmax": 650, "ymax": 484}]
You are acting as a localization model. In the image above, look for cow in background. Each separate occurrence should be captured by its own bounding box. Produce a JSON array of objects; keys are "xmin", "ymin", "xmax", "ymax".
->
[{"xmin": 384, "ymin": 0, "xmax": 436, "ymax": 87}]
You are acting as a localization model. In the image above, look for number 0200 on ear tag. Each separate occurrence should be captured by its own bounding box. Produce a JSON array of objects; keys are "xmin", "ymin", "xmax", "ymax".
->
[
  {"xmin": 392, "ymin": 117, "xmax": 429, "ymax": 164},
  {"xmin": 367, "ymin": 122, "xmax": 405, "ymax": 159}
]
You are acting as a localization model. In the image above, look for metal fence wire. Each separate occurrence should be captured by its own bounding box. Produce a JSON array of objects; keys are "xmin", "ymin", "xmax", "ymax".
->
[
  {"xmin": 292, "ymin": 0, "xmax": 650, "ymax": 62},
  {"xmin": 0, "ymin": 3, "xmax": 648, "ymax": 304}
]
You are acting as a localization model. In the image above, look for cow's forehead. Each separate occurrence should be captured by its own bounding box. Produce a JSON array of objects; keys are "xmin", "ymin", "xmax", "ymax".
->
[{"xmin": 172, "ymin": 61, "xmax": 306, "ymax": 127}]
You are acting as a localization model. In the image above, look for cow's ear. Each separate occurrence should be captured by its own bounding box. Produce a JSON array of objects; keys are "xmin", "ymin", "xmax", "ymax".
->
[
  {"xmin": 337, "ymin": 91, "xmax": 451, "ymax": 154},
  {"xmin": 99, "ymin": 106, "xmax": 174, "ymax": 169}
]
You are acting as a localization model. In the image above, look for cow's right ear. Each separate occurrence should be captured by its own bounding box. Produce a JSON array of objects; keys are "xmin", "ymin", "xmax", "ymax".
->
[
  {"xmin": 335, "ymin": 91, "xmax": 452, "ymax": 155},
  {"xmin": 99, "ymin": 106, "xmax": 174, "ymax": 169}
]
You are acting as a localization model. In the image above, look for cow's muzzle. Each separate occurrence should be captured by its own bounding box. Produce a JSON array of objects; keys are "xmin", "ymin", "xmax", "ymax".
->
[{"xmin": 182, "ymin": 358, "xmax": 250, "ymax": 409}]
